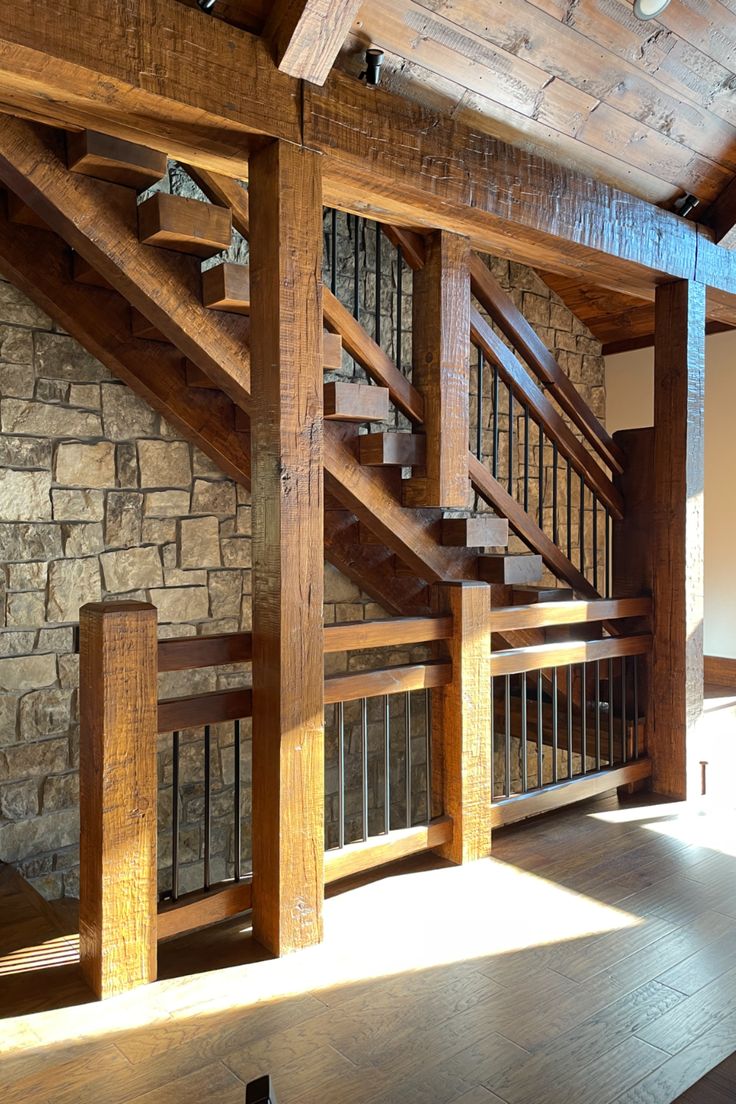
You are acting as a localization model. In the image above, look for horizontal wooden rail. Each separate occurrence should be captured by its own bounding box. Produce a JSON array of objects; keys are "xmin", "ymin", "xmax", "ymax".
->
[
  {"xmin": 158, "ymin": 632, "xmax": 252, "ymax": 672},
  {"xmin": 469, "ymin": 454, "xmax": 597, "ymax": 599},
  {"xmin": 157, "ymin": 879, "xmax": 253, "ymax": 941},
  {"xmin": 324, "ymin": 615, "xmax": 453, "ymax": 653},
  {"xmin": 158, "ymin": 688, "xmax": 252, "ymax": 733},
  {"xmin": 469, "ymin": 254, "xmax": 624, "ymax": 475},
  {"xmin": 490, "ymin": 760, "xmax": 652, "ymax": 829},
  {"xmin": 325, "ymin": 817, "xmax": 453, "ymax": 883},
  {"xmin": 471, "ymin": 308, "xmax": 623, "ymax": 520},
  {"xmin": 490, "ymin": 597, "xmax": 652, "ymax": 634},
  {"xmin": 324, "ymin": 661, "xmax": 451, "ymax": 705},
  {"xmin": 490, "ymin": 634, "xmax": 652, "ymax": 678}
]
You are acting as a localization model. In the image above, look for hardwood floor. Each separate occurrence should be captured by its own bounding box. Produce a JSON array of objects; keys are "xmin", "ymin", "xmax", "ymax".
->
[{"xmin": 3, "ymin": 693, "xmax": 736, "ymax": 1102}]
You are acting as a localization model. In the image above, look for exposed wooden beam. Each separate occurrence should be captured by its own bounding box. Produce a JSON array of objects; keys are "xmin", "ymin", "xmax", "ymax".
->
[
  {"xmin": 703, "ymin": 175, "xmax": 736, "ymax": 250},
  {"xmin": 265, "ymin": 0, "xmax": 363, "ymax": 85},
  {"xmin": 249, "ymin": 140, "xmax": 325, "ymax": 955},
  {"xmin": 651, "ymin": 280, "xmax": 705, "ymax": 799},
  {"xmin": 1, "ymin": 0, "xmax": 736, "ymax": 305}
]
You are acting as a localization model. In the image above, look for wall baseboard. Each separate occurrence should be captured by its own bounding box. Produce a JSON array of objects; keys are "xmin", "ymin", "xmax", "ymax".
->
[{"xmin": 704, "ymin": 655, "xmax": 736, "ymax": 687}]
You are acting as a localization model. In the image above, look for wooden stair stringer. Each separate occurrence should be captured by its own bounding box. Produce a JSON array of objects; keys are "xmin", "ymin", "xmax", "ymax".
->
[{"xmin": 0, "ymin": 213, "xmax": 433, "ymax": 618}]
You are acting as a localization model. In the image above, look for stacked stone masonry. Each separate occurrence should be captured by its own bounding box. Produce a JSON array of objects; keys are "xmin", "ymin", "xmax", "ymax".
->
[{"xmin": 0, "ymin": 165, "xmax": 606, "ymax": 897}]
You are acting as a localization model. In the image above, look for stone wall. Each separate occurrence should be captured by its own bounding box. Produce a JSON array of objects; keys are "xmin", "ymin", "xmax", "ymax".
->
[{"xmin": 0, "ymin": 172, "xmax": 606, "ymax": 897}]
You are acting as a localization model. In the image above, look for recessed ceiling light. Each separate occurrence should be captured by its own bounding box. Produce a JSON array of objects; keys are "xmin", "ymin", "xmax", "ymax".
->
[{"xmin": 633, "ymin": 0, "xmax": 671, "ymax": 19}]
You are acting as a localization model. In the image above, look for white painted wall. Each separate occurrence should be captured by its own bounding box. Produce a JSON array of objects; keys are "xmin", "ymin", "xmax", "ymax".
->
[{"xmin": 605, "ymin": 331, "xmax": 736, "ymax": 659}]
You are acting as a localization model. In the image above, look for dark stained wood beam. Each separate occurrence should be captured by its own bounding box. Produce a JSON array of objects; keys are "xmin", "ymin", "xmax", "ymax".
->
[
  {"xmin": 1, "ymin": 0, "xmax": 736, "ymax": 305},
  {"xmin": 249, "ymin": 139, "xmax": 325, "ymax": 955},
  {"xmin": 651, "ymin": 280, "xmax": 705, "ymax": 799},
  {"xmin": 265, "ymin": 0, "xmax": 363, "ymax": 85},
  {"xmin": 703, "ymin": 175, "xmax": 736, "ymax": 250}
]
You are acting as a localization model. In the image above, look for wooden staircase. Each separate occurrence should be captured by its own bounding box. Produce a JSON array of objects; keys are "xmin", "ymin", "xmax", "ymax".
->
[{"xmin": 0, "ymin": 119, "xmax": 619, "ymax": 617}]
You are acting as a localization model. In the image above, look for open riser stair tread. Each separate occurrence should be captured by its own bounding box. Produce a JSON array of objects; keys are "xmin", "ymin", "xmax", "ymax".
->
[
  {"xmin": 324, "ymin": 381, "xmax": 390, "ymax": 423},
  {"xmin": 66, "ymin": 129, "xmax": 167, "ymax": 190},
  {"xmin": 478, "ymin": 553, "xmax": 544, "ymax": 585},
  {"xmin": 138, "ymin": 192, "xmax": 233, "ymax": 258},
  {"xmin": 442, "ymin": 515, "xmax": 509, "ymax": 548},
  {"xmin": 358, "ymin": 431, "xmax": 427, "ymax": 467}
]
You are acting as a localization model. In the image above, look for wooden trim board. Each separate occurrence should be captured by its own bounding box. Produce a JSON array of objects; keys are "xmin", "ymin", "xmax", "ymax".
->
[{"xmin": 704, "ymin": 656, "xmax": 736, "ymax": 688}]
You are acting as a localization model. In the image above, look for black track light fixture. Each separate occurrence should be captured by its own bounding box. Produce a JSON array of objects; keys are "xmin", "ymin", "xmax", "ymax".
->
[
  {"xmin": 197, "ymin": 0, "xmax": 218, "ymax": 12},
  {"xmin": 359, "ymin": 48, "xmax": 384, "ymax": 88}
]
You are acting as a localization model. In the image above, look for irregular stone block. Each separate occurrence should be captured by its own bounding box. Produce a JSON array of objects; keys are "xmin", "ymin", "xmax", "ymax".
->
[
  {"xmin": 1, "ymin": 398, "xmax": 102, "ymax": 438},
  {"xmin": 0, "ymin": 435, "xmax": 51, "ymax": 470},
  {"xmin": 33, "ymin": 331, "xmax": 109, "ymax": 382},
  {"xmin": 0, "ymin": 652, "xmax": 56, "ymax": 691},
  {"xmin": 6, "ymin": 561, "xmax": 47, "ymax": 590},
  {"xmin": 221, "ymin": 538, "xmax": 251, "ymax": 569},
  {"xmin": 101, "ymin": 382, "xmax": 158, "ymax": 440},
  {"xmin": 0, "ymin": 363, "xmax": 35, "ymax": 397},
  {"xmin": 141, "ymin": 518, "xmax": 176, "ymax": 544},
  {"xmin": 35, "ymin": 377, "xmax": 69, "ymax": 403},
  {"xmin": 42, "ymin": 771, "xmax": 79, "ymax": 812},
  {"xmin": 0, "ymin": 806, "xmax": 77, "ymax": 863},
  {"xmin": 137, "ymin": 440, "xmax": 191, "ymax": 488},
  {"xmin": 55, "ymin": 441, "xmax": 116, "ymax": 487},
  {"xmin": 0, "ymin": 778, "xmax": 40, "ymax": 820},
  {"xmin": 99, "ymin": 546, "xmax": 163, "ymax": 592},
  {"xmin": 150, "ymin": 585, "xmax": 210, "ymax": 623},
  {"xmin": 47, "ymin": 557, "xmax": 101, "ymax": 623},
  {"xmin": 0, "ymin": 323, "xmax": 33, "ymax": 363},
  {"xmin": 144, "ymin": 490, "xmax": 190, "ymax": 517},
  {"xmin": 0, "ymin": 279, "xmax": 52, "ymax": 328},
  {"xmin": 0, "ymin": 469, "xmax": 52, "ymax": 521},
  {"xmin": 105, "ymin": 491, "xmax": 143, "ymax": 548},
  {"xmin": 191, "ymin": 479, "xmax": 236, "ymax": 517},
  {"xmin": 68, "ymin": 383, "xmax": 100, "ymax": 409},
  {"xmin": 180, "ymin": 515, "xmax": 221, "ymax": 568},
  {"xmin": 116, "ymin": 441, "xmax": 139, "ymax": 487},
  {"xmin": 0, "ymin": 631, "xmax": 36, "ymax": 657},
  {"xmin": 5, "ymin": 591, "xmax": 45, "ymax": 628},
  {"xmin": 208, "ymin": 570, "xmax": 243, "ymax": 619},
  {"xmin": 61, "ymin": 522, "xmax": 105, "ymax": 557},
  {"xmin": 52, "ymin": 488, "xmax": 104, "ymax": 522}
]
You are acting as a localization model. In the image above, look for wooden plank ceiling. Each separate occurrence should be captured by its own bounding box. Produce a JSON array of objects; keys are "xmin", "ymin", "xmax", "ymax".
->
[{"xmin": 179, "ymin": 0, "xmax": 736, "ymax": 347}]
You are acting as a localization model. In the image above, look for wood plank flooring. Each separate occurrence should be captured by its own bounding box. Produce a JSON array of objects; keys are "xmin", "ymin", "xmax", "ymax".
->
[{"xmin": 2, "ymin": 688, "xmax": 736, "ymax": 1103}]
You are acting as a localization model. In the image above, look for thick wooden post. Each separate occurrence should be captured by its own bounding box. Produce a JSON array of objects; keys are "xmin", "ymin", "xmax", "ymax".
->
[
  {"xmin": 405, "ymin": 230, "xmax": 471, "ymax": 509},
  {"xmin": 249, "ymin": 139, "xmax": 325, "ymax": 955},
  {"xmin": 432, "ymin": 581, "xmax": 492, "ymax": 862},
  {"xmin": 652, "ymin": 279, "xmax": 705, "ymax": 798},
  {"xmin": 79, "ymin": 600, "xmax": 158, "ymax": 999}
]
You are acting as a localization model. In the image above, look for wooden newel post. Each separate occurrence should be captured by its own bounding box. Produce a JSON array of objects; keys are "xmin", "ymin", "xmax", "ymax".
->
[
  {"xmin": 78, "ymin": 600, "xmax": 158, "ymax": 999},
  {"xmin": 432, "ymin": 581, "xmax": 493, "ymax": 863}
]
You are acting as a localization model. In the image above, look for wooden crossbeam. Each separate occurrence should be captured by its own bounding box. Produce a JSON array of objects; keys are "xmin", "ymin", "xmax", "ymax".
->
[
  {"xmin": 265, "ymin": 0, "xmax": 363, "ymax": 85},
  {"xmin": 1, "ymin": 0, "xmax": 736, "ymax": 305}
]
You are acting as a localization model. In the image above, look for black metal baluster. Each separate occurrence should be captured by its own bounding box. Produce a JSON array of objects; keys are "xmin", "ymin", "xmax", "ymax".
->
[
  {"xmin": 552, "ymin": 442, "xmax": 558, "ymax": 544},
  {"xmin": 330, "ymin": 208, "xmax": 337, "ymax": 295},
  {"xmin": 508, "ymin": 389, "xmax": 514, "ymax": 496},
  {"xmin": 537, "ymin": 670, "xmax": 543, "ymax": 789},
  {"xmin": 233, "ymin": 718, "xmax": 241, "ymax": 882},
  {"xmin": 592, "ymin": 497, "xmax": 599, "ymax": 593},
  {"xmin": 580, "ymin": 663, "xmax": 587, "ymax": 775},
  {"xmin": 405, "ymin": 691, "xmax": 412, "ymax": 828},
  {"xmin": 621, "ymin": 657, "xmax": 628, "ymax": 765},
  {"xmin": 566, "ymin": 665, "xmax": 573, "ymax": 780},
  {"xmin": 521, "ymin": 671, "xmax": 528, "ymax": 793},
  {"xmin": 338, "ymin": 701, "xmax": 345, "ymax": 848},
  {"xmin": 353, "ymin": 215, "xmax": 360, "ymax": 321},
  {"xmin": 476, "ymin": 349, "xmax": 484, "ymax": 461},
  {"xmin": 396, "ymin": 248, "xmax": 404, "ymax": 376},
  {"xmin": 538, "ymin": 423, "xmax": 545, "ymax": 529},
  {"xmin": 566, "ymin": 461, "xmax": 572, "ymax": 561},
  {"xmin": 608, "ymin": 657, "xmax": 615, "ymax": 766},
  {"xmin": 605, "ymin": 509, "xmax": 611, "ymax": 598},
  {"xmin": 633, "ymin": 656, "xmax": 640, "ymax": 760},
  {"xmin": 172, "ymin": 730, "xmax": 180, "ymax": 901},
  {"xmin": 425, "ymin": 689, "xmax": 432, "ymax": 823},
  {"xmin": 490, "ymin": 675, "xmax": 496, "ymax": 798},
  {"xmin": 504, "ymin": 674, "xmax": 512, "ymax": 798},
  {"xmin": 492, "ymin": 364, "xmax": 499, "ymax": 479},
  {"xmin": 579, "ymin": 475, "xmax": 586, "ymax": 578},
  {"xmin": 383, "ymin": 694, "xmax": 390, "ymax": 833},
  {"xmin": 204, "ymin": 724, "xmax": 211, "ymax": 891},
  {"xmin": 523, "ymin": 406, "xmax": 530, "ymax": 512},
  {"xmin": 375, "ymin": 219, "xmax": 381, "ymax": 346},
  {"xmin": 362, "ymin": 696, "xmax": 369, "ymax": 841},
  {"xmin": 595, "ymin": 661, "xmax": 601, "ymax": 771},
  {"xmin": 552, "ymin": 667, "xmax": 559, "ymax": 783}
]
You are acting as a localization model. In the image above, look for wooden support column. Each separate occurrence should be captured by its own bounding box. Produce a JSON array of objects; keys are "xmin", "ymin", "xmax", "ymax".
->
[
  {"xmin": 432, "ymin": 581, "xmax": 492, "ymax": 863},
  {"xmin": 652, "ymin": 279, "xmax": 706, "ymax": 798},
  {"xmin": 249, "ymin": 139, "xmax": 325, "ymax": 955},
  {"xmin": 405, "ymin": 230, "xmax": 471, "ymax": 509},
  {"xmin": 78, "ymin": 601, "xmax": 158, "ymax": 999}
]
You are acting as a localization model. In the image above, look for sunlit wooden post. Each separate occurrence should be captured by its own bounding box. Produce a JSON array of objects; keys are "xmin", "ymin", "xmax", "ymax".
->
[
  {"xmin": 432, "ymin": 580, "xmax": 493, "ymax": 862},
  {"xmin": 79, "ymin": 600, "xmax": 158, "ymax": 999},
  {"xmin": 249, "ymin": 138, "xmax": 325, "ymax": 955},
  {"xmin": 651, "ymin": 279, "xmax": 706, "ymax": 798}
]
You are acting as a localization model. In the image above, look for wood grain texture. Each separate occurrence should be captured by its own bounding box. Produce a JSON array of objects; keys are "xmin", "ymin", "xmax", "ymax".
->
[
  {"xmin": 157, "ymin": 880, "xmax": 253, "ymax": 941},
  {"xmin": 66, "ymin": 129, "xmax": 167, "ymax": 190},
  {"xmin": 79, "ymin": 601, "xmax": 158, "ymax": 999},
  {"xmin": 158, "ymin": 688, "xmax": 252, "ymax": 733},
  {"xmin": 358, "ymin": 431, "xmax": 426, "ymax": 467},
  {"xmin": 323, "ymin": 615, "xmax": 453, "ymax": 652},
  {"xmin": 441, "ymin": 516, "xmax": 509, "ymax": 549},
  {"xmin": 3, "ymin": 2, "xmax": 736, "ymax": 302},
  {"xmin": 404, "ymin": 230, "xmax": 470, "ymax": 508},
  {"xmin": 704, "ymin": 656, "xmax": 736, "ymax": 688},
  {"xmin": 249, "ymin": 139, "xmax": 325, "ymax": 956},
  {"xmin": 652, "ymin": 280, "xmax": 705, "ymax": 799},
  {"xmin": 325, "ymin": 817, "xmax": 453, "ymax": 882},
  {"xmin": 489, "ymin": 760, "xmax": 652, "ymax": 828},
  {"xmin": 489, "ymin": 597, "xmax": 652, "ymax": 634},
  {"xmin": 490, "ymin": 633, "xmax": 652, "ymax": 678},
  {"xmin": 201, "ymin": 261, "xmax": 250, "ymax": 313},
  {"xmin": 325, "ymin": 660, "xmax": 451, "ymax": 704},
  {"xmin": 478, "ymin": 553, "xmax": 543, "ymax": 587},
  {"xmin": 323, "ymin": 380, "xmax": 389, "ymax": 422},
  {"xmin": 266, "ymin": 0, "xmax": 363, "ymax": 84},
  {"xmin": 158, "ymin": 632, "xmax": 252, "ymax": 672},
  {"xmin": 137, "ymin": 191, "xmax": 232, "ymax": 257},
  {"xmin": 432, "ymin": 581, "xmax": 492, "ymax": 863}
]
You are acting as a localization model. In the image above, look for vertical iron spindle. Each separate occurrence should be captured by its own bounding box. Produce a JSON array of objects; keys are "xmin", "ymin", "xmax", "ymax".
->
[
  {"xmin": 566, "ymin": 462, "xmax": 572, "ymax": 561},
  {"xmin": 538, "ymin": 423, "xmax": 545, "ymax": 528},
  {"xmin": 608, "ymin": 657, "xmax": 614, "ymax": 766},
  {"xmin": 233, "ymin": 718, "xmax": 241, "ymax": 881},
  {"xmin": 338, "ymin": 701, "xmax": 345, "ymax": 848},
  {"xmin": 592, "ymin": 497, "xmax": 598, "ymax": 593},
  {"xmin": 375, "ymin": 220, "xmax": 381, "ymax": 346},
  {"xmin": 330, "ymin": 208, "xmax": 337, "ymax": 295},
  {"xmin": 353, "ymin": 215, "xmax": 360, "ymax": 321},
  {"xmin": 504, "ymin": 674, "xmax": 512, "ymax": 798},
  {"xmin": 508, "ymin": 388, "xmax": 514, "ymax": 496},
  {"xmin": 537, "ymin": 670, "xmax": 543, "ymax": 789},
  {"xmin": 552, "ymin": 668, "xmax": 559, "ymax": 783},
  {"xmin": 595, "ymin": 660, "xmax": 601, "ymax": 771},
  {"xmin": 425, "ymin": 689, "xmax": 432, "ymax": 822},
  {"xmin": 204, "ymin": 724, "xmax": 211, "ymax": 891},
  {"xmin": 621, "ymin": 656, "xmax": 628, "ymax": 765},
  {"xmin": 362, "ymin": 696, "xmax": 369, "ymax": 841},
  {"xmin": 566, "ymin": 665, "xmax": 573, "ymax": 780},
  {"xmin": 396, "ymin": 247, "xmax": 403, "ymax": 373},
  {"xmin": 633, "ymin": 656, "xmax": 640, "ymax": 759},
  {"xmin": 523, "ymin": 406, "xmax": 530, "ymax": 512},
  {"xmin": 383, "ymin": 694, "xmax": 390, "ymax": 834},
  {"xmin": 172, "ymin": 730, "xmax": 180, "ymax": 901},
  {"xmin": 405, "ymin": 691, "xmax": 412, "ymax": 828},
  {"xmin": 580, "ymin": 663, "xmax": 587, "ymax": 775},
  {"xmin": 492, "ymin": 364, "xmax": 499, "ymax": 479},
  {"xmin": 552, "ymin": 442, "xmax": 558, "ymax": 544},
  {"xmin": 521, "ymin": 671, "xmax": 528, "ymax": 793},
  {"xmin": 579, "ymin": 474, "xmax": 586, "ymax": 578}
]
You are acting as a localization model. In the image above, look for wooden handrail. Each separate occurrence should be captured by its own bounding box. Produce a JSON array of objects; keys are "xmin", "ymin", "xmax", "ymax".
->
[
  {"xmin": 158, "ymin": 632, "xmax": 252, "ymax": 671},
  {"xmin": 489, "ymin": 597, "xmax": 652, "ymax": 634},
  {"xmin": 158, "ymin": 687, "xmax": 252, "ymax": 733},
  {"xmin": 471, "ymin": 308, "xmax": 623, "ymax": 520},
  {"xmin": 469, "ymin": 254, "xmax": 625, "ymax": 475},
  {"xmin": 490, "ymin": 633, "xmax": 652, "ymax": 677},
  {"xmin": 469, "ymin": 454, "xmax": 597, "ymax": 598}
]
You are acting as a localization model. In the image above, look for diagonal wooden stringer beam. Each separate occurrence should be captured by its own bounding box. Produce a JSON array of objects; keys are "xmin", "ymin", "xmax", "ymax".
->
[{"xmin": 0, "ymin": 210, "xmax": 433, "ymax": 614}]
